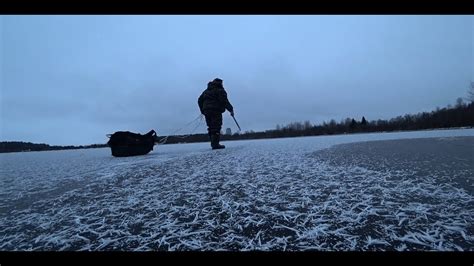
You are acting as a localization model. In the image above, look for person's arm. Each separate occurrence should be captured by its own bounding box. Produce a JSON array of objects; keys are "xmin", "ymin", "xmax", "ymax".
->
[{"xmin": 219, "ymin": 89, "xmax": 234, "ymax": 115}]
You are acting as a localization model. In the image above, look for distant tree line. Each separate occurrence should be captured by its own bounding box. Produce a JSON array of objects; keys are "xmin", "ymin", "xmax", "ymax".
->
[
  {"xmin": 0, "ymin": 142, "xmax": 107, "ymax": 153},
  {"xmin": 162, "ymin": 95, "xmax": 474, "ymax": 144}
]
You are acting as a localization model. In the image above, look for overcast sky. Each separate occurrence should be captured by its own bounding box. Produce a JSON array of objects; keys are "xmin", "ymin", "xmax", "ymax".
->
[{"xmin": 1, "ymin": 15, "xmax": 473, "ymax": 146}]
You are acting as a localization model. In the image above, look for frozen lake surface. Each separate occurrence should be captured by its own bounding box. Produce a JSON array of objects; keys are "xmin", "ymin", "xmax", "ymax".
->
[{"xmin": 1, "ymin": 128, "xmax": 473, "ymax": 251}]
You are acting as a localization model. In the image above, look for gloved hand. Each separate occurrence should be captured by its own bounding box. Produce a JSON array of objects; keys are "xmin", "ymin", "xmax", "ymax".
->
[{"xmin": 230, "ymin": 110, "xmax": 235, "ymax": 116}]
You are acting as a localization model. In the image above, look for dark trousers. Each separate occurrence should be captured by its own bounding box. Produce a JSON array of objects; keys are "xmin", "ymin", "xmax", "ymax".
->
[{"xmin": 204, "ymin": 112, "xmax": 222, "ymax": 135}]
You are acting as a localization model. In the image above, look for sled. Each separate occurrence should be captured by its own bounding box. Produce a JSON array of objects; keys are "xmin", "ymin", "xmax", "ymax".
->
[{"xmin": 107, "ymin": 130, "xmax": 157, "ymax": 157}]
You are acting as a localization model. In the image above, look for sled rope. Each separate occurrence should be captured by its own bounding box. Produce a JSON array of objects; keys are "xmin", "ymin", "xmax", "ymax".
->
[{"xmin": 157, "ymin": 114, "xmax": 204, "ymax": 145}]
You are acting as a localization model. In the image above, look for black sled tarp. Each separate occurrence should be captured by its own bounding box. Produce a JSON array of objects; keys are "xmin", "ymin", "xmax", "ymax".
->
[{"xmin": 107, "ymin": 130, "xmax": 157, "ymax": 157}]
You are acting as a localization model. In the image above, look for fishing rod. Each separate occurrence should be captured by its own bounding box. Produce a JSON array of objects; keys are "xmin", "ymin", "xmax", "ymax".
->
[{"xmin": 231, "ymin": 114, "xmax": 241, "ymax": 131}]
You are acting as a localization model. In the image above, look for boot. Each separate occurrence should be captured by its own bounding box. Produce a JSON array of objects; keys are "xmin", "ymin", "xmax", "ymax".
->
[
  {"xmin": 208, "ymin": 132, "xmax": 214, "ymax": 149},
  {"xmin": 211, "ymin": 133, "xmax": 225, "ymax": 149}
]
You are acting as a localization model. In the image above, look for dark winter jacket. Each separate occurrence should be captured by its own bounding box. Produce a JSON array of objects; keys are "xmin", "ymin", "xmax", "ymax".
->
[{"xmin": 198, "ymin": 81, "xmax": 234, "ymax": 114}]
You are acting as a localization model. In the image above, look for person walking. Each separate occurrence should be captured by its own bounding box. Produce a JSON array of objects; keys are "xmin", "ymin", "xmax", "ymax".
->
[{"xmin": 198, "ymin": 78, "xmax": 234, "ymax": 149}]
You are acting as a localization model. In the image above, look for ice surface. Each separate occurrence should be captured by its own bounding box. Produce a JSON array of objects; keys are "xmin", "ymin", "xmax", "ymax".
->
[{"xmin": 0, "ymin": 128, "xmax": 473, "ymax": 250}]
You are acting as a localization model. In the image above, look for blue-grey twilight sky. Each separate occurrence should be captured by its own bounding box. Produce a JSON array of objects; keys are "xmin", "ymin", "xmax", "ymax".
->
[{"xmin": 1, "ymin": 15, "xmax": 473, "ymax": 146}]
